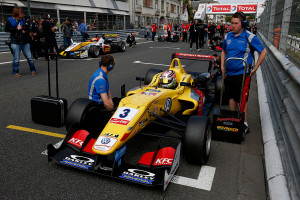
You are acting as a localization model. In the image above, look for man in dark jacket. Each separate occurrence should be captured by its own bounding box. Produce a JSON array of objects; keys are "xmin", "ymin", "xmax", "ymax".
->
[
  {"xmin": 42, "ymin": 14, "xmax": 56, "ymax": 60},
  {"xmin": 5, "ymin": 6, "xmax": 37, "ymax": 77},
  {"xmin": 189, "ymin": 20, "xmax": 200, "ymax": 51}
]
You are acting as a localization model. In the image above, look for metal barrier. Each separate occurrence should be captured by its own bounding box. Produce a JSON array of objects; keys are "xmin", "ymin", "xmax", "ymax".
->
[
  {"xmin": 258, "ymin": 32, "xmax": 300, "ymax": 200},
  {"xmin": 0, "ymin": 29, "xmax": 146, "ymax": 52}
]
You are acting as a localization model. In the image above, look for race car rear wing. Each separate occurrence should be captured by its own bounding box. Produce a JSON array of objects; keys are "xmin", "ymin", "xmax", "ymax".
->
[
  {"xmin": 104, "ymin": 34, "xmax": 120, "ymax": 41},
  {"xmin": 172, "ymin": 53, "xmax": 215, "ymax": 64}
]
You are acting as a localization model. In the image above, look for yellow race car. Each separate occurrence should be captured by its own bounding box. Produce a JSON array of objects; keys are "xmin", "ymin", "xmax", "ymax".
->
[{"xmin": 47, "ymin": 55, "xmax": 216, "ymax": 190}]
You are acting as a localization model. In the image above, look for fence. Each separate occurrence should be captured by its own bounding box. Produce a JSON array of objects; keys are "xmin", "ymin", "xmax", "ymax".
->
[{"xmin": 259, "ymin": 0, "xmax": 300, "ymax": 66}]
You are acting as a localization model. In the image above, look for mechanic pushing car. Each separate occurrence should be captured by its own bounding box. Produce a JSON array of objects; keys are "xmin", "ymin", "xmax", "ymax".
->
[
  {"xmin": 88, "ymin": 54, "xmax": 115, "ymax": 109},
  {"xmin": 221, "ymin": 11, "xmax": 267, "ymax": 134}
]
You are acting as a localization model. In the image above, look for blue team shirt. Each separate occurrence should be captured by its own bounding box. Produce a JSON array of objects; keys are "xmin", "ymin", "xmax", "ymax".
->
[
  {"xmin": 222, "ymin": 29, "xmax": 265, "ymax": 75},
  {"xmin": 88, "ymin": 68, "xmax": 109, "ymax": 104}
]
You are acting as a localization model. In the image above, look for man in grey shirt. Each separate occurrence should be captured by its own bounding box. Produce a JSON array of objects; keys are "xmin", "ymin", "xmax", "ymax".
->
[
  {"xmin": 62, "ymin": 18, "xmax": 73, "ymax": 46},
  {"xmin": 145, "ymin": 24, "xmax": 151, "ymax": 40}
]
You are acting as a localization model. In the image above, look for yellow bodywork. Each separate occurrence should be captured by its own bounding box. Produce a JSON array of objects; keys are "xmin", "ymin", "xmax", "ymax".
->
[{"xmin": 92, "ymin": 58, "xmax": 199, "ymax": 155}]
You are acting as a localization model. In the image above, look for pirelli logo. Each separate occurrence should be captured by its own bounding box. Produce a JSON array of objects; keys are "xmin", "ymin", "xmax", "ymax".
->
[{"xmin": 217, "ymin": 126, "xmax": 239, "ymax": 133}]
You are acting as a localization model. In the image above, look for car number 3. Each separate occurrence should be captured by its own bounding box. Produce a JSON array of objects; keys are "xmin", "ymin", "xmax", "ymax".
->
[{"xmin": 119, "ymin": 109, "xmax": 131, "ymax": 118}]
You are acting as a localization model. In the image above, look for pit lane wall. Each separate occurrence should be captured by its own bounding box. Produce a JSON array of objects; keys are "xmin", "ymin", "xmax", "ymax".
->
[{"xmin": 257, "ymin": 32, "xmax": 300, "ymax": 200}]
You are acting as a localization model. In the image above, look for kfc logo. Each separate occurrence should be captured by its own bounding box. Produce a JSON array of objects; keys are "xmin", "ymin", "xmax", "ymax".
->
[
  {"xmin": 68, "ymin": 138, "xmax": 84, "ymax": 148},
  {"xmin": 154, "ymin": 158, "xmax": 173, "ymax": 166}
]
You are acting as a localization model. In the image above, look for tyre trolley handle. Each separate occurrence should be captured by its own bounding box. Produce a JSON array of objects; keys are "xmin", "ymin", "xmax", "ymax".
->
[{"xmin": 221, "ymin": 58, "xmax": 249, "ymax": 118}]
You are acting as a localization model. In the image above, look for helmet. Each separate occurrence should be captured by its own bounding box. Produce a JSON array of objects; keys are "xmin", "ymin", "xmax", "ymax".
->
[{"xmin": 160, "ymin": 70, "xmax": 177, "ymax": 89}]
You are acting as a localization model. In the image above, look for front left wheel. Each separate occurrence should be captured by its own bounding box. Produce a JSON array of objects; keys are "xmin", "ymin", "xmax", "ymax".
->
[{"xmin": 184, "ymin": 116, "xmax": 211, "ymax": 164}]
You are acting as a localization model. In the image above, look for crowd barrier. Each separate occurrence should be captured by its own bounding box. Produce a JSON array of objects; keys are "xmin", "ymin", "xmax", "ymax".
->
[{"xmin": 258, "ymin": 32, "xmax": 300, "ymax": 200}]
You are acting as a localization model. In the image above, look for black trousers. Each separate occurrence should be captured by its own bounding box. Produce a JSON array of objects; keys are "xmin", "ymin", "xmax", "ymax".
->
[
  {"xmin": 190, "ymin": 34, "xmax": 199, "ymax": 49},
  {"xmin": 182, "ymin": 32, "xmax": 187, "ymax": 42},
  {"xmin": 199, "ymin": 34, "xmax": 205, "ymax": 48}
]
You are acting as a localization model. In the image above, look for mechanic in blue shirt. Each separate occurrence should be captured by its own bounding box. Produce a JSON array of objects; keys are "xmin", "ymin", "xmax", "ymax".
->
[
  {"xmin": 78, "ymin": 20, "xmax": 87, "ymax": 42},
  {"xmin": 221, "ymin": 12, "xmax": 267, "ymax": 133},
  {"xmin": 88, "ymin": 54, "xmax": 115, "ymax": 110}
]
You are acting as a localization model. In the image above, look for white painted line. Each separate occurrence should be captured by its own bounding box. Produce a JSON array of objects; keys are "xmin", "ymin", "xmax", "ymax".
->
[
  {"xmin": 41, "ymin": 139, "xmax": 64, "ymax": 155},
  {"xmin": 171, "ymin": 165, "xmax": 216, "ymax": 191},
  {"xmin": 137, "ymin": 41, "xmax": 154, "ymax": 44},
  {"xmin": 149, "ymin": 46, "xmax": 180, "ymax": 50},
  {"xmin": 0, "ymin": 51, "xmax": 11, "ymax": 54},
  {"xmin": 133, "ymin": 60, "xmax": 185, "ymax": 68},
  {"xmin": 0, "ymin": 59, "xmax": 27, "ymax": 65}
]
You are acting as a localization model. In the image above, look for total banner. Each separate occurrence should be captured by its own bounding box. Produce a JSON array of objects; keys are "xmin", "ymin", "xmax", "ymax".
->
[{"xmin": 204, "ymin": 3, "xmax": 260, "ymax": 14}]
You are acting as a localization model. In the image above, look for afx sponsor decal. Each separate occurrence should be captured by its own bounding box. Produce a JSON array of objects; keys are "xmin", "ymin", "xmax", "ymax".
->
[
  {"xmin": 217, "ymin": 117, "xmax": 241, "ymax": 122},
  {"xmin": 217, "ymin": 126, "xmax": 239, "ymax": 132},
  {"xmin": 93, "ymin": 136, "xmax": 117, "ymax": 151},
  {"xmin": 120, "ymin": 169, "xmax": 155, "ymax": 185},
  {"xmin": 110, "ymin": 107, "xmax": 139, "ymax": 125},
  {"xmin": 60, "ymin": 155, "xmax": 94, "ymax": 169}
]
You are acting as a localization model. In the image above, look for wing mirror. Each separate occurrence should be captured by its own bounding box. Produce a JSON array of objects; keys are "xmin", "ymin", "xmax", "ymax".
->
[{"xmin": 180, "ymin": 82, "xmax": 191, "ymax": 86}]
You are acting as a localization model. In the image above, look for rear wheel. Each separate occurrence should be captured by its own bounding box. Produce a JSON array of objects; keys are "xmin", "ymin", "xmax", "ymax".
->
[
  {"xmin": 88, "ymin": 45, "xmax": 100, "ymax": 57},
  {"xmin": 184, "ymin": 116, "xmax": 211, "ymax": 164},
  {"xmin": 144, "ymin": 68, "xmax": 163, "ymax": 85},
  {"xmin": 118, "ymin": 42, "xmax": 126, "ymax": 52}
]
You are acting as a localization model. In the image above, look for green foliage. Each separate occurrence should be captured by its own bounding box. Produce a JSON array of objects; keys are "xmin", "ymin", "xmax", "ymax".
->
[{"xmin": 225, "ymin": 16, "xmax": 232, "ymax": 23}]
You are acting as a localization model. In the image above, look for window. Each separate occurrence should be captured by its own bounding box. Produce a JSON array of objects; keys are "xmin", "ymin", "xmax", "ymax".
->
[{"xmin": 143, "ymin": 0, "xmax": 152, "ymax": 7}]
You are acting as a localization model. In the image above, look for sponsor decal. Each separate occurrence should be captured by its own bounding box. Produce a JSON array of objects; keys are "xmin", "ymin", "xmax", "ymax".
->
[
  {"xmin": 110, "ymin": 107, "xmax": 139, "ymax": 126},
  {"xmin": 206, "ymin": 6, "xmax": 212, "ymax": 12},
  {"xmin": 60, "ymin": 155, "xmax": 94, "ymax": 170},
  {"xmin": 95, "ymin": 163, "xmax": 112, "ymax": 171},
  {"xmin": 67, "ymin": 137, "xmax": 84, "ymax": 148},
  {"xmin": 94, "ymin": 136, "xmax": 117, "ymax": 151},
  {"xmin": 147, "ymin": 89, "xmax": 161, "ymax": 93},
  {"xmin": 227, "ymin": 39, "xmax": 231, "ymax": 45},
  {"xmin": 237, "ymin": 5, "xmax": 257, "ymax": 12},
  {"xmin": 212, "ymin": 5, "xmax": 231, "ymax": 12},
  {"xmin": 120, "ymin": 169, "xmax": 155, "ymax": 185},
  {"xmin": 154, "ymin": 158, "xmax": 173, "ymax": 165},
  {"xmin": 139, "ymin": 118, "xmax": 148, "ymax": 127},
  {"xmin": 217, "ymin": 126, "xmax": 239, "ymax": 132},
  {"xmin": 115, "ymin": 145, "xmax": 126, "ymax": 161},
  {"xmin": 217, "ymin": 117, "xmax": 241, "ymax": 122},
  {"xmin": 164, "ymin": 98, "xmax": 172, "ymax": 112},
  {"xmin": 223, "ymin": 122, "xmax": 233, "ymax": 126},
  {"xmin": 231, "ymin": 5, "xmax": 237, "ymax": 11},
  {"xmin": 101, "ymin": 137, "xmax": 110, "ymax": 144},
  {"xmin": 141, "ymin": 91, "xmax": 157, "ymax": 96},
  {"xmin": 103, "ymin": 133, "xmax": 119, "ymax": 138}
]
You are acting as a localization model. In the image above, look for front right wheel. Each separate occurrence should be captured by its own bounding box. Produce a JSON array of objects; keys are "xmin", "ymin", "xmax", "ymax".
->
[{"xmin": 184, "ymin": 116, "xmax": 211, "ymax": 164}]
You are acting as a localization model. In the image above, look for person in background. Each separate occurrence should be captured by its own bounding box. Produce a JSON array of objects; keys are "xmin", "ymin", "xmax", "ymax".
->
[
  {"xmin": 78, "ymin": 19, "xmax": 87, "ymax": 42},
  {"xmin": 30, "ymin": 16, "xmax": 41, "ymax": 59},
  {"xmin": 145, "ymin": 24, "xmax": 151, "ymax": 40},
  {"xmin": 221, "ymin": 12, "xmax": 267, "ymax": 134},
  {"xmin": 5, "ymin": 6, "xmax": 37, "ymax": 77},
  {"xmin": 62, "ymin": 18, "xmax": 73, "ymax": 47},
  {"xmin": 189, "ymin": 20, "xmax": 200, "ymax": 51},
  {"xmin": 151, "ymin": 23, "xmax": 157, "ymax": 41},
  {"xmin": 181, "ymin": 21, "xmax": 188, "ymax": 43},
  {"xmin": 167, "ymin": 22, "xmax": 172, "ymax": 42},
  {"xmin": 0, "ymin": 18, "xmax": 6, "ymax": 32},
  {"xmin": 42, "ymin": 14, "xmax": 55, "ymax": 60},
  {"xmin": 126, "ymin": 32, "xmax": 136, "ymax": 48}
]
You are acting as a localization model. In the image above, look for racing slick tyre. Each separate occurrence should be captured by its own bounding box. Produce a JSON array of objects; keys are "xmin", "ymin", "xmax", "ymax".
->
[
  {"xmin": 117, "ymin": 42, "xmax": 126, "ymax": 52},
  {"xmin": 144, "ymin": 68, "xmax": 163, "ymax": 85},
  {"xmin": 66, "ymin": 98, "xmax": 101, "ymax": 133},
  {"xmin": 184, "ymin": 116, "xmax": 211, "ymax": 165},
  {"xmin": 58, "ymin": 45, "xmax": 67, "ymax": 53},
  {"xmin": 88, "ymin": 45, "xmax": 100, "ymax": 57}
]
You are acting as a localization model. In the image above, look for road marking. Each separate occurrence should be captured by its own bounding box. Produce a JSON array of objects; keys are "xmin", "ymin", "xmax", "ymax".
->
[
  {"xmin": 171, "ymin": 165, "xmax": 216, "ymax": 191},
  {"xmin": 0, "ymin": 59, "xmax": 26, "ymax": 65},
  {"xmin": 133, "ymin": 60, "xmax": 185, "ymax": 68},
  {"xmin": 6, "ymin": 125, "xmax": 65, "ymax": 138},
  {"xmin": 149, "ymin": 46, "xmax": 180, "ymax": 50},
  {"xmin": 6, "ymin": 124, "xmax": 215, "ymax": 190},
  {"xmin": 0, "ymin": 51, "xmax": 11, "ymax": 54},
  {"xmin": 137, "ymin": 41, "xmax": 154, "ymax": 44}
]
